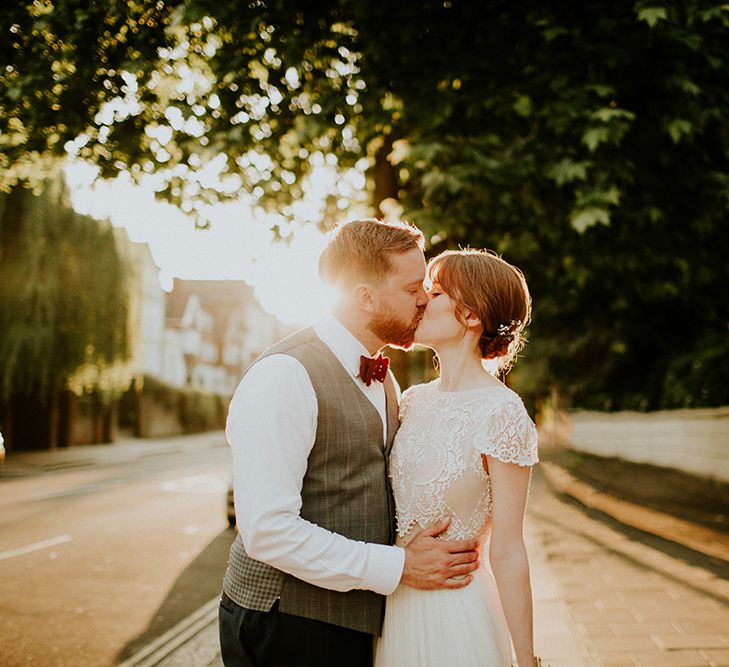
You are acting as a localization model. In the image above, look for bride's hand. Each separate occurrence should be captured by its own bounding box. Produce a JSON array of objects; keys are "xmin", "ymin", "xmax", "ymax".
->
[{"xmin": 400, "ymin": 515, "xmax": 480, "ymax": 590}]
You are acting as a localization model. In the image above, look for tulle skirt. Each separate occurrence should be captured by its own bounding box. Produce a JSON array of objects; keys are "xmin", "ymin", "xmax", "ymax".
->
[{"xmin": 374, "ymin": 562, "xmax": 512, "ymax": 667}]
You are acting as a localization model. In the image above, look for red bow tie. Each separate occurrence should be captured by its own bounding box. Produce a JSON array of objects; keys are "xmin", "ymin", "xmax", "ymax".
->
[{"xmin": 359, "ymin": 354, "xmax": 390, "ymax": 386}]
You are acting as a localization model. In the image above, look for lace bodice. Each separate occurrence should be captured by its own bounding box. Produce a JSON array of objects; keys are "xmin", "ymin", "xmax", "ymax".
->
[{"xmin": 390, "ymin": 379, "xmax": 538, "ymax": 543}]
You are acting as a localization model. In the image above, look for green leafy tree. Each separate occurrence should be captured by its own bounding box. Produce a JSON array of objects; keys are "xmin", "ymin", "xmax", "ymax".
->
[
  {"xmin": 0, "ymin": 1, "xmax": 174, "ymax": 186},
  {"xmin": 0, "ymin": 176, "xmax": 132, "ymax": 446},
  {"xmin": 2, "ymin": 1, "xmax": 728, "ymax": 409}
]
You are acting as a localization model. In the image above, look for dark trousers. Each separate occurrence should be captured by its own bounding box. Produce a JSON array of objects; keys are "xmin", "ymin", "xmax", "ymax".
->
[{"xmin": 218, "ymin": 591, "xmax": 373, "ymax": 667}]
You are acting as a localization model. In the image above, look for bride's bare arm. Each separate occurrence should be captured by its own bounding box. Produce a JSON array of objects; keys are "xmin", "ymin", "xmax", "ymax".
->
[{"xmin": 486, "ymin": 456, "xmax": 535, "ymax": 667}]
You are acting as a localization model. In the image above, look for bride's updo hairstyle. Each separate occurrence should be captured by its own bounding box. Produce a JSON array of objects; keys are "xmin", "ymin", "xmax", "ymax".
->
[{"xmin": 427, "ymin": 249, "xmax": 532, "ymax": 374}]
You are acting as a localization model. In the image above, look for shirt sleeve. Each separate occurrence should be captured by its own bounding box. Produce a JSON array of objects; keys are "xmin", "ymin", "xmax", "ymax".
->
[
  {"xmin": 226, "ymin": 354, "xmax": 405, "ymax": 595},
  {"xmin": 475, "ymin": 396, "xmax": 539, "ymax": 467}
]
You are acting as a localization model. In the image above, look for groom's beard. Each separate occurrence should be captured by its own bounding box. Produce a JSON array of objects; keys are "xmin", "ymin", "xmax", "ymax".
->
[{"xmin": 368, "ymin": 303, "xmax": 426, "ymax": 350}]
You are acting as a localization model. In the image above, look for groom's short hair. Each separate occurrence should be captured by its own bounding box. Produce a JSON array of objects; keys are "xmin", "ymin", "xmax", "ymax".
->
[{"xmin": 318, "ymin": 218, "xmax": 424, "ymax": 287}]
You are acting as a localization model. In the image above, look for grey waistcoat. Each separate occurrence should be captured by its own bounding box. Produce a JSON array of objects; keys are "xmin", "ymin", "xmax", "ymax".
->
[{"xmin": 222, "ymin": 327, "xmax": 400, "ymax": 636}]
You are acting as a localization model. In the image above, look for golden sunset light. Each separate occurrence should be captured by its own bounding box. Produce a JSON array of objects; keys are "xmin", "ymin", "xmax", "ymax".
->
[{"xmin": 65, "ymin": 160, "xmax": 348, "ymax": 326}]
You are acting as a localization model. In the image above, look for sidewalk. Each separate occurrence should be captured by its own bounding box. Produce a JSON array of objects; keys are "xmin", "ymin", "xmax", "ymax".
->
[
  {"xmin": 0, "ymin": 431, "xmax": 228, "ymax": 478},
  {"xmin": 118, "ymin": 598, "xmax": 222, "ymax": 667},
  {"xmin": 540, "ymin": 460, "xmax": 729, "ymax": 565},
  {"xmin": 539, "ymin": 442, "xmax": 729, "ymax": 555},
  {"xmin": 528, "ymin": 471, "xmax": 729, "ymax": 666}
]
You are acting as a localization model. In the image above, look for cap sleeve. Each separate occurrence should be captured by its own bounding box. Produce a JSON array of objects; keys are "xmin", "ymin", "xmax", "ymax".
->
[
  {"xmin": 398, "ymin": 385, "xmax": 416, "ymax": 423},
  {"xmin": 476, "ymin": 397, "xmax": 538, "ymax": 467}
]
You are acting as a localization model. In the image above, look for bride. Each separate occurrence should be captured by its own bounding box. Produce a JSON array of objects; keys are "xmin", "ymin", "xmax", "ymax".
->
[{"xmin": 374, "ymin": 249, "xmax": 539, "ymax": 667}]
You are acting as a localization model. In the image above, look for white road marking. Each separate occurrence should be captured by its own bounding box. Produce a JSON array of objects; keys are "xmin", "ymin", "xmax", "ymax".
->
[
  {"xmin": 160, "ymin": 473, "xmax": 227, "ymax": 494},
  {"xmin": 0, "ymin": 534, "xmax": 72, "ymax": 561}
]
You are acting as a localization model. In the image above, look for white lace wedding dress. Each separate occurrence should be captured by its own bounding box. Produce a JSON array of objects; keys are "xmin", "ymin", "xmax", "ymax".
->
[{"xmin": 374, "ymin": 379, "xmax": 539, "ymax": 667}]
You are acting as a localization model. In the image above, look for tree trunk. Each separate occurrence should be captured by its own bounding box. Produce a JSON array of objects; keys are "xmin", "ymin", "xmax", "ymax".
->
[
  {"xmin": 93, "ymin": 398, "xmax": 104, "ymax": 444},
  {"xmin": 372, "ymin": 135, "xmax": 398, "ymax": 217},
  {"xmin": 136, "ymin": 391, "xmax": 146, "ymax": 438},
  {"xmin": 1, "ymin": 400, "xmax": 12, "ymax": 453},
  {"xmin": 373, "ymin": 134, "xmax": 429, "ymax": 389},
  {"xmin": 47, "ymin": 390, "xmax": 59, "ymax": 450},
  {"xmin": 384, "ymin": 346, "xmax": 408, "ymax": 390},
  {"xmin": 103, "ymin": 402, "xmax": 118, "ymax": 443},
  {"xmin": 58, "ymin": 390, "xmax": 73, "ymax": 448}
]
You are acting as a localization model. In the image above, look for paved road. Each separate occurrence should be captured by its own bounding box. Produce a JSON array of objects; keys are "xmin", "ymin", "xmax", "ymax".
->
[{"xmin": 0, "ymin": 433, "xmax": 234, "ymax": 667}]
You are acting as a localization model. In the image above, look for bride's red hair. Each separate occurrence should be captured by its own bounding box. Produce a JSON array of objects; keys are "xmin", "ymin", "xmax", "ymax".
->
[{"xmin": 427, "ymin": 249, "xmax": 531, "ymax": 374}]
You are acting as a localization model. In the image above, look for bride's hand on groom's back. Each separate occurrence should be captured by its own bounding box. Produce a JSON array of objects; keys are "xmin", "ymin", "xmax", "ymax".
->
[{"xmin": 400, "ymin": 514, "xmax": 480, "ymax": 590}]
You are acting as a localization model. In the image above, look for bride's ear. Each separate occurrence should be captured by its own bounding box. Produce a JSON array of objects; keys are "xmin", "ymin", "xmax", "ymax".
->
[{"xmin": 462, "ymin": 310, "xmax": 482, "ymax": 332}]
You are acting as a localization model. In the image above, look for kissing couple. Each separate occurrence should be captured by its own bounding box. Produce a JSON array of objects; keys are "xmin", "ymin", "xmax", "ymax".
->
[{"xmin": 219, "ymin": 218, "xmax": 539, "ymax": 667}]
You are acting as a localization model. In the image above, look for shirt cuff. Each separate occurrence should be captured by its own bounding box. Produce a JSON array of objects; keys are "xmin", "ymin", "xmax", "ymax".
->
[{"xmin": 361, "ymin": 543, "xmax": 405, "ymax": 595}]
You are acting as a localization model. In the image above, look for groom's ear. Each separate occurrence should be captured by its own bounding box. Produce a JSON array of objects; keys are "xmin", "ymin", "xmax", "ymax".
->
[{"xmin": 354, "ymin": 283, "xmax": 376, "ymax": 312}]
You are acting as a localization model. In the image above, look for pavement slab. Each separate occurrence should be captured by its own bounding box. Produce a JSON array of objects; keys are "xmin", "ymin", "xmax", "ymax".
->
[
  {"xmin": 155, "ymin": 620, "xmax": 222, "ymax": 667},
  {"xmin": 528, "ymin": 471, "xmax": 729, "ymax": 667}
]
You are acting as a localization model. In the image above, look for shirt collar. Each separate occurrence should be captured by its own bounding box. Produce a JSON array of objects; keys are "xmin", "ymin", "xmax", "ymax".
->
[{"xmin": 313, "ymin": 312, "xmax": 374, "ymax": 380}]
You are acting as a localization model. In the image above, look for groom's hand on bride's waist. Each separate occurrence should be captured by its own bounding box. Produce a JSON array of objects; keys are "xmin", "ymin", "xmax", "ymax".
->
[{"xmin": 399, "ymin": 515, "xmax": 480, "ymax": 590}]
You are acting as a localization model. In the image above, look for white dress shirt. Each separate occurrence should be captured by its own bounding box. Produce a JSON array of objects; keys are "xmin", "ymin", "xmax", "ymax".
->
[{"xmin": 226, "ymin": 313, "xmax": 406, "ymax": 596}]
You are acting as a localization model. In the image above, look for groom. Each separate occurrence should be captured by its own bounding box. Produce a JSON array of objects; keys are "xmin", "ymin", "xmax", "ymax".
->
[{"xmin": 219, "ymin": 218, "xmax": 481, "ymax": 666}]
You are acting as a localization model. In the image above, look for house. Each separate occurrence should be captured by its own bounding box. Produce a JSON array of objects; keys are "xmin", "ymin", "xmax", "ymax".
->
[
  {"xmin": 126, "ymin": 240, "xmax": 187, "ymax": 388},
  {"xmin": 165, "ymin": 279, "xmax": 287, "ymax": 394}
]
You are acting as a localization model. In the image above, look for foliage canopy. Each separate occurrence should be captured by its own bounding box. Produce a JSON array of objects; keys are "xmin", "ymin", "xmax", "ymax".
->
[
  {"xmin": 2, "ymin": 1, "xmax": 728, "ymax": 409},
  {"xmin": 0, "ymin": 178, "xmax": 132, "ymax": 402}
]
